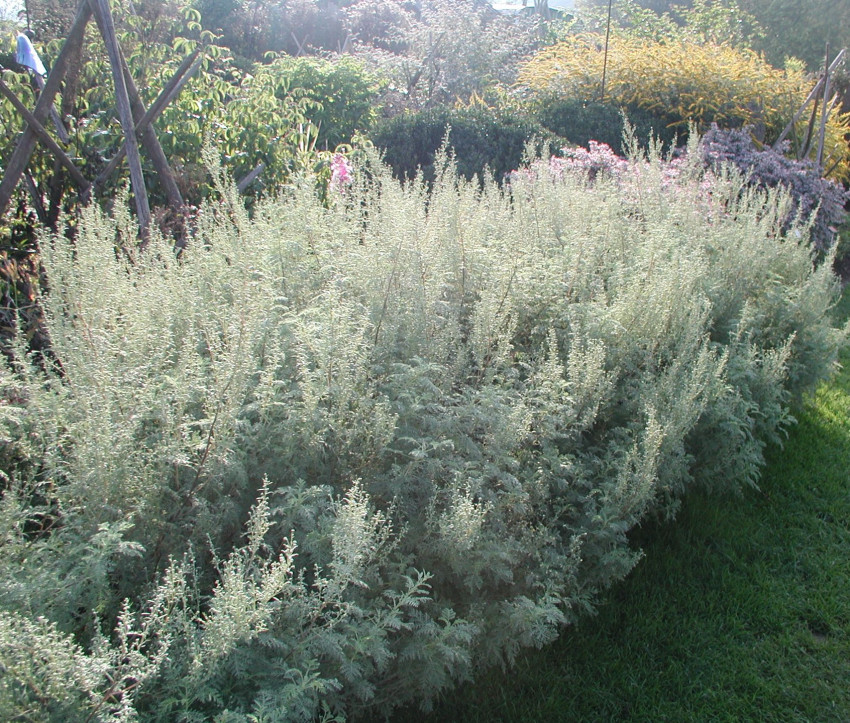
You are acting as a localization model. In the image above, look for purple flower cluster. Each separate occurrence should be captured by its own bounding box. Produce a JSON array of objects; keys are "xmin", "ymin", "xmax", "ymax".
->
[{"xmin": 700, "ymin": 126, "xmax": 848, "ymax": 254}]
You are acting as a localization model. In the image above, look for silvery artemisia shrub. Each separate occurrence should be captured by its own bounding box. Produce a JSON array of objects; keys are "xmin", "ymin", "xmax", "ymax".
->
[{"xmin": 0, "ymin": 139, "xmax": 845, "ymax": 721}]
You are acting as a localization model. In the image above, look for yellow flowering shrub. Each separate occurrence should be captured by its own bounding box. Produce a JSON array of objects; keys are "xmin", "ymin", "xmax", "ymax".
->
[{"xmin": 518, "ymin": 34, "xmax": 850, "ymax": 179}]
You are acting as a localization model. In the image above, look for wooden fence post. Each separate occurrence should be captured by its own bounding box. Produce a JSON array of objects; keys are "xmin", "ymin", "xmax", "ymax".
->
[{"xmin": 816, "ymin": 46, "xmax": 834, "ymax": 172}]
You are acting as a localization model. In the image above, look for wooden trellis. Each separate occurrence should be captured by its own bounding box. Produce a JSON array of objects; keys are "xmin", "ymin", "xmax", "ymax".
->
[
  {"xmin": 773, "ymin": 46, "xmax": 848, "ymax": 175},
  {"xmin": 0, "ymin": 0, "xmax": 204, "ymax": 237}
]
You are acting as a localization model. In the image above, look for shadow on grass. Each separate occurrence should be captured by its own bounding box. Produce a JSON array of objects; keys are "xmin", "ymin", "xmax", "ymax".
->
[{"xmin": 395, "ymin": 296, "xmax": 850, "ymax": 723}]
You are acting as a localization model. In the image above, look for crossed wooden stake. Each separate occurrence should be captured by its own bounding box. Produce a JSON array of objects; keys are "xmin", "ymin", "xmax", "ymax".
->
[{"xmin": 0, "ymin": 0, "xmax": 203, "ymax": 238}]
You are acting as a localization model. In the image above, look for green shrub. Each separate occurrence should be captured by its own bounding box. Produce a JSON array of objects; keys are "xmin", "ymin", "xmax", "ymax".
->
[
  {"xmin": 268, "ymin": 55, "xmax": 383, "ymax": 151},
  {"xmin": 0, "ymin": 140, "xmax": 845, "ymax": 719},
  {"xmin": 576, "ymin": 0, "xmax": 849, "ymax": 72},
  {"xmin": 369, "ymin": 105, "xmax": 557, "ymax": 182},
  {"xmin": 534, "ymin": 97, "xmax": 677, "ymax": 155},
  {"xmin": 573, "ymin": 0, "xmax": 765, "ymax": 49},
  {"xmin": 195, "ymin": 0, "xmax": 347, "ymax": 60}
]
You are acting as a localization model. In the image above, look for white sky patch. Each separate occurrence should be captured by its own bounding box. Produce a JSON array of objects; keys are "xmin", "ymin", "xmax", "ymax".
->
[
  {"xmin": 490, "ymin": 0, "xmax": 577, "ymax": 11},
  {"xmin": 0, "ymin": 0, "xmax": 23, "ymax": 24}
]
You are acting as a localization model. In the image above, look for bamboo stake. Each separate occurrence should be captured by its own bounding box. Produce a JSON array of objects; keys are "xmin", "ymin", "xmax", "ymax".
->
[
  {"xmin": 0, "ymin": 0, "xmax": 92, "ymax": 218},
  {"xmin": 600, "ymin": 0, "xmax": 613, "ymax": 103}
]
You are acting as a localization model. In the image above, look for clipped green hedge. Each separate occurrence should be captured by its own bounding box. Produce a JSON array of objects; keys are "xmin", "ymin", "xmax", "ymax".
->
[
  {"xmin": 369, "ymin": 105, "xmax": 558, "ymax": 182},
  {"xmin": 534, "ymin": 97, "xmax": 678, "ymax": 155},
  {"xmin": 0, "ymin": 142, "xmax": 845, "ymax": 720}
]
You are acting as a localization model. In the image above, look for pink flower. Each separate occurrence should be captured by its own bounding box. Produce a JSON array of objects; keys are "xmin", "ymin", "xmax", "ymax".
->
[{"xmin": 330, "ymin": 153, "xmax": 353, "ymax": 192}]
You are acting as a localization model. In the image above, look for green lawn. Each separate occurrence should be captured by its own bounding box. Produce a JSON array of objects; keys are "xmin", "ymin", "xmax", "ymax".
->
[{"xmin": 408, "ymin": 291, "xmax": 850, "ymax": 722}]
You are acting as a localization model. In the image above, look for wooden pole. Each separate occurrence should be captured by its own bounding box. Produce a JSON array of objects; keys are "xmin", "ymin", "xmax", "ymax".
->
[
  {"xmin": 237, "ymin": 162, "xmax": 265, "ymax": 193},
  {"xmin": 93, "ymin": 50, "xmax": 202, "ymax": 190},
  {"xmin": 0, "ymin": 79, "xmax": 90, "ymax": 195},
  {"xmin": 0, "ymin": 0, "xmax": 92, "ymax": 218},
  {"xmin": 816, "ymin": 46, "xmax": 833, "ymax": 172},
  {"xmin": 32, "ymin": 73, "xmax": 70, "ymax": 144},
  {"xmin": 90, "ymin": 0, "xmax": 150, "ymax": 234},
  {"xmin": 118, "ymin": 53, "xmax": 185, "ymax": 210},
  {"xmin": 800, "ymin": 78, "xmax": 824, "ymax": 160},
  {"xmin": 773, "ymin": 49, "xmax": 846, "ymax": 150},
  {"xmin": 600, "ymin": 0, "xmax": 613, "ymax": 103},
  {"xmin": 23, "ymin": 172, "xmax": 47, "ymax": 225}
]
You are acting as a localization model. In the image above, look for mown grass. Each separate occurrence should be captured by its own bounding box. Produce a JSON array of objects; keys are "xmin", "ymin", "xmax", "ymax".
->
[{"xmin": 409, "ymin": 289, "xmax": 850, "ymax": 723}]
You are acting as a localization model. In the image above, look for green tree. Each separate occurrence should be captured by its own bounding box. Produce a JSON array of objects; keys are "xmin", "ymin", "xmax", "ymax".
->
[
  {"xmin": 581, "ymin": 0, "xmax": 850, "ymax": 69},
  {"xmin": 350, "ymin": 0, "xmax": 538, "ymax": 110},
  {"xmin": 739, "ymin": 0, "xmax": 850, "ymax": 69}
]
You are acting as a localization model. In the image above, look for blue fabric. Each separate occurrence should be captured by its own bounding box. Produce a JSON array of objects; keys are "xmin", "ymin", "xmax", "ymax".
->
[{"xmin": 16, "ymin": 34, "xmax": 47, "ymax": 76}]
